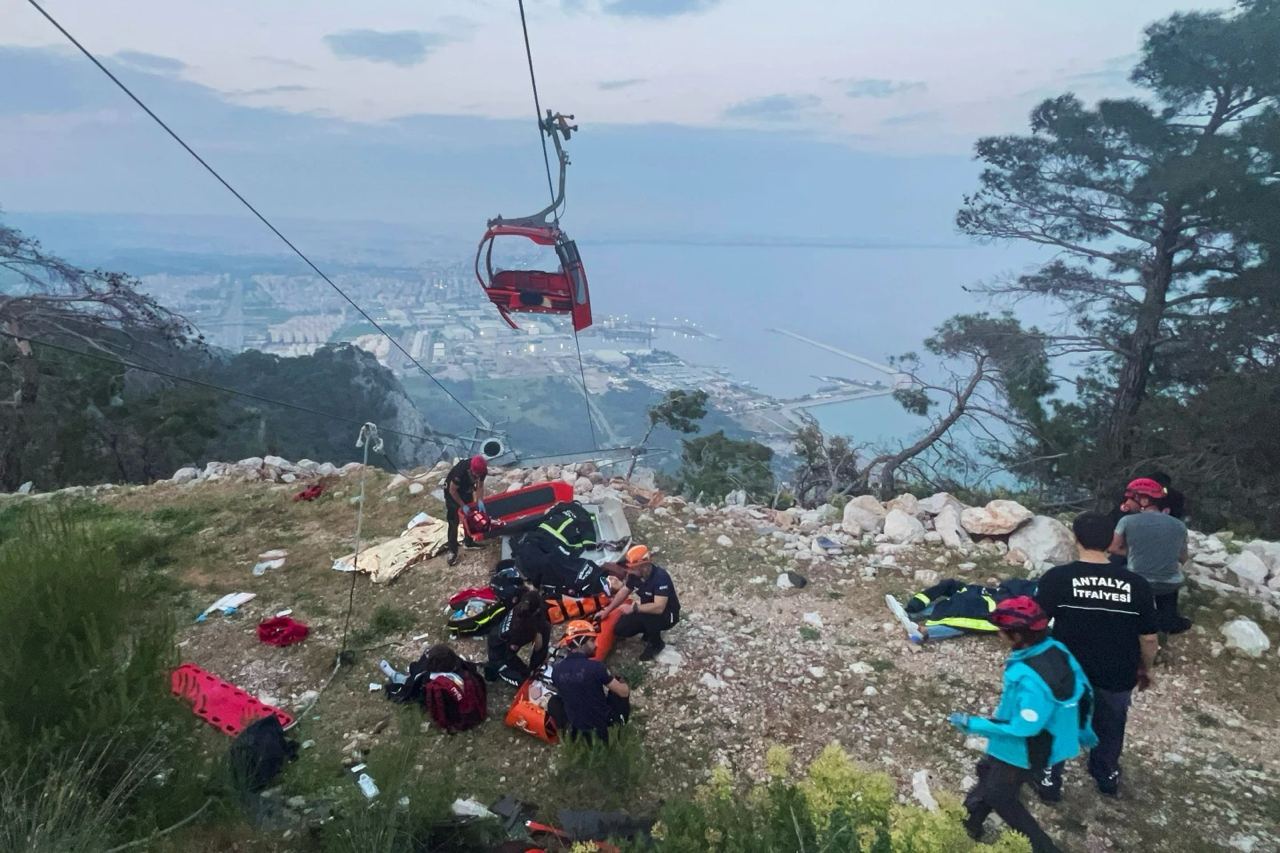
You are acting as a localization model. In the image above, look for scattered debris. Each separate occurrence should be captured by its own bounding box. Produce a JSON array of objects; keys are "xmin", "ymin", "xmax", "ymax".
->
[
  {"xmin": 196, "ymin": 592, "xmax": 255, "ymax": 622},
  {"xmin": 256, "ymin": 616, "xmax": 309, "ymax": 647},
  {"xmin": 911, "ymin": 769, "xmax": 939, "ymax": 811}
]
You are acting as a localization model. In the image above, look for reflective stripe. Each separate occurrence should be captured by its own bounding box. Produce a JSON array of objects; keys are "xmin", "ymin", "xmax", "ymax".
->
[
  {"xmin": 984, "ymin": 595, "xmax": 997, "ymax": 611},
  {"xmin": 924, "ymin": 617, "xmax": 998, "ymax": 632},
  {"xmin": 911, "ymin": 592, "xmax": 931, "ymax": 607}
]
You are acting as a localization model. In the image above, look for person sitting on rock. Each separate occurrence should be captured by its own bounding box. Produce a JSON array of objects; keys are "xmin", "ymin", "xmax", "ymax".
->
[
  {"xmin": 551, "ymin": 620, "xmax": 630, "ymax": 742},
  {"xmin": 485, "ymin": 589, "xmax": 550, "ymax": 686},
  {"xmin": 594, "ymin": 544, "xmax": 680, "ymax": 661}
]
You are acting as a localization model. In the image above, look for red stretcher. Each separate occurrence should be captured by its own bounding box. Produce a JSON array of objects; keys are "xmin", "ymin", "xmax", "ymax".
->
[
  {"xmin": 463, "ymin": 480, "xmax": 575, "ymax": 542},
  {"xmin": 170, "ymin": 662, "xmax": 293, "ymax": 736}
]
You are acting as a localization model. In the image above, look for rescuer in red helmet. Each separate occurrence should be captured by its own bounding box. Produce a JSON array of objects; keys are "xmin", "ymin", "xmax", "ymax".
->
[
  {"xmin": 445, "ymin": 454, "xmax": 489, "ymax": 567},
  {"xmin": 1111, "ymin": 478, "xmax": 1191, "ymax": 635}
]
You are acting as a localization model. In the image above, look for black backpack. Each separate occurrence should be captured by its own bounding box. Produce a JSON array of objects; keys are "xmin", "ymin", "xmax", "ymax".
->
[{"xmin": 228, "ymin": 715, "xmax": 299, "ymax": 792}]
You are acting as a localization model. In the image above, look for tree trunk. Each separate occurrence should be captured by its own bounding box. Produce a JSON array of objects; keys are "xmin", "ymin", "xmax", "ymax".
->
[
  {"xmin": 626, "ymin": 421, "xmax": 657, "ymax": 481},
  {"xmin": 1104, "ymin": 227, "xmax": 1177, "ymax": 464}
]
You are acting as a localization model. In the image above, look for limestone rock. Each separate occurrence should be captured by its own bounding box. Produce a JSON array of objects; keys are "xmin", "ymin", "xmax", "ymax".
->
[
  {"xmin": 630, "ymin": 467, "xmax": 657, "ymax": 490},
  {"xmin": 1008, "ymin": 516, "xmax": 1076, "ymax": 568},
  {"xmin": 883, "ymin": 508, "xmax": 926, "ymax": 545},
  {"xmin": 1242, "ymin": 540, "xmax": 1280, "ymax": 574},
  {"xmin": 171, "ymin": 467, "xmax": 199, "ymax": 484},
  {"xmin": 1220, "ymin": 617, "xmax": 1271, "ymax": 658},
  {"xmin": 574, "ymin": 477, "xmax": 593, "ymax": 493},
  {"xmin": 716, "ymin": 535, "xmax": 735, "ymax": 548},
  {"xmin": 935, "ymin": 505, "xmax": 972, "ymax": 549},
  {"xmin": 885, "ymin": 493, "xmax": 920, "ymax": 517},
  {"xmin": 408, "ymin": 482, "xmax": 425, "ymax": 495},
  {"xmin": 841, "ymin": 495, "xmax": 886, "ymax": 536},
  {"xmin": 725, "ymin": 489, "xmax": 748, "ymax": 507},
  {"xmin": 961, "ymin": 500, "xmax": 1033, "ymax": 536},
  {"xmin": 1227, "ymin": 552, "xmax": 1270, "ymax": 590},
  {"xmin": 919, "ymin": 492, "xmax": 966, "ymax": 517}
]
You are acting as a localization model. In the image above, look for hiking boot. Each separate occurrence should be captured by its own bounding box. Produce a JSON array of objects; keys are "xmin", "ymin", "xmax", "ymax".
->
[
  {"xmin": 1096, "ymin": 770, "xmax": 1121, "ymax": 797},
  {"xmin": 962, "ymin": 814, "xmax": 985, "ymax": 842},
  {"xmin": 639, "ymin": 641, "xmax": 665, "ymax": 661},
  {"xmin": 1168, "ymin": 616, "xmax": 1193, "ymax": 635},
  {"xmin": 1036, "ymin": 768, "xmax": 1062, "ymax": 803},
  {"xmin": 463, "ymin": 538, "xmax": 483, "ymax": 549},
  {"xmin": 447, "ymin": 551, "xmax": 460, "ymax": 567}
]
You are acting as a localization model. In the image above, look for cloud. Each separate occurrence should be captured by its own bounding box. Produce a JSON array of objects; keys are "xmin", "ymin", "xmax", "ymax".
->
[
  {"xmin": 881, "ymin": 110, "xmax": 940, "ymax": 127},
  {"xmin": 842, "ymin": 78, "xmax": 926, "ymax": 99},
  {"xmin": 322, "ymin": 30, "xmax": 451, "ymax": 67},
  {"xmin": 114, "ymin": 50, "xmax": 186, "ymax": 74},
  {"xmin": 594, "ymin": 0, "xmax": 720, "ymax": 17},
  {"xmin": 722, "ymin": 94, "xmax": 821, "ymax": 123},
  {"xmin": 225, "ymin": 85, "xmax": 313, "ymax": 97},
  {"xmin": 253, "ymin": 55, "xmax": 314, "ymax": 71},
  {"xmin": 598, "ymin": 78, "xmax": 646, "ymax": 91}
]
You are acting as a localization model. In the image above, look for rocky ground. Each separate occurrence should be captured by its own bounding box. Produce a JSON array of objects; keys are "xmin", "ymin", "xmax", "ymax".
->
[{"xmin": 6, "ymin": 459, "xmax": 1279, "ymax": 852}]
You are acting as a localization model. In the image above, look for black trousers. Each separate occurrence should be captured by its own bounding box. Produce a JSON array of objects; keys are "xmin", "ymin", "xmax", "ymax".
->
[
  {"xmin": 615, "ymin": 608, "xmax": 679, "ymax": 647},
  {"xmin": 561, "ymin": 692, "xmax": 631, "ymax": 744},
  {"xmin": 1153, "ymin": 589, "xmax": 1192, "ymax": 634},
  {"xmin": 1043, "ymin": 687, "xmax": 1131, "ymax": 792},
  {"xmin": 445, "ymin": 496, "xmax": 473, "ymax": 553},
  {"xmin": 484, "ymin": 624, "xmax": 550, "ymax": 684},
  {"xmin": 964, "ymin": 757, "xmax": 1060, "ymax": 853}
]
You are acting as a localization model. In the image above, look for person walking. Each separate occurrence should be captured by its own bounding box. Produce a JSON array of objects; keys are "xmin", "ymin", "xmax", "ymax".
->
[
  {"xmin": 445, "ymin": 455, "xmax": 488, "ymax": 567},
  {"xmin": 595, "ymin": 544, "xmax": 680, "ymax": 660},
  {"xmin": 948, "ymin": 596, "xmax": 1096, "ymax": 853},
  {"xmin": 1035, "ymin": 511, "xmax": 1158, "ymax": 800},
  {"xmin": 1111, "ymin": 478, "xmax": 1191, "ymax": 634}
]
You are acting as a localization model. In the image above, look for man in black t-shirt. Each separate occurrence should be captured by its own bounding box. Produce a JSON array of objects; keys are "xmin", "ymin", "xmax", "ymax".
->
[
  {"xmin": 595, "ymin": 544, "xmax": 680, "ymax": 661},
  {"xmin": 1036, "ymin": 512, "xmax": 1159, "ymax": 801},
  {"xmin": 551, "ymin": 621, "xmax": 631, "ymax": 742},
  {"xmin": 444, "ymin": 455, "xmax": 488, "ymax": 566}
]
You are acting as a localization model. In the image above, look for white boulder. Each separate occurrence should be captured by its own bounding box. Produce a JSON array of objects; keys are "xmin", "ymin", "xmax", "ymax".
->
[
  {"xmin": 885, "ymin": 493, "xmax": 921, "ymax": 517},
  {"xmin": 1220, "ymin": 617, "xmax": 1271, "ymax": 658},
  {"xmin": 716, "ymin": 535, "xmax": 735, "ymax": 548},
  {"xmin": 1243, "ymin": 541, "xmax": 1280, "ymax": 574},
  {"xmin": 935, "ymin": 505, "xmax": 972, "ymax": 549},
  {"xmin": 919, "ymin": 492, "xmax": 966, "ymax": 517},
  {"xmin": 883, "ymin": 508, "xmax": 926, "ymax": 545},
  {"xmin": 1008, "ymin": 516, "xmax": 1077, "ymax": 568},
  {"xmin": 961, "ymin": 500, "xmax": 1034, "ymax": 536},
  {"xmin": 842, "ymin": 495, "xmax": 886, "ymax": 536},
  {"xmin": 263, "ymin": 455, "xmax": 294, "ymax": 471},
  {"xmin": 725, "ymin": 489, "xmax": 748, "ymax": 507},
  {"xmin": 630, "ymin": 467, "xmax": 657, "ymax": 490},
  {"xmin": 1226, "ymin": 552, "xmax": 1270, "ymax": 590},
  {"xmin": 171, "ymin": 467, "xmax": 200, "ymax": 485}
]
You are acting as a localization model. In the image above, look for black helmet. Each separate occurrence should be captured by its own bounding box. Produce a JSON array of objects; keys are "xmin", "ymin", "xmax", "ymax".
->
[{"xmin": 490, "ymin": 561, "xmax": 526, "ymax": 604}]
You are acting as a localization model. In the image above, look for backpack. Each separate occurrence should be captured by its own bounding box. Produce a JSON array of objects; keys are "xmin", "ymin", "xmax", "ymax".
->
[
  {"xmin": 447, "ymin": 595, "xmax": 507, "ymax": 637},
  {"xmin": 425, "ymin": 661, "xmax": 488, "ymax": 734}
]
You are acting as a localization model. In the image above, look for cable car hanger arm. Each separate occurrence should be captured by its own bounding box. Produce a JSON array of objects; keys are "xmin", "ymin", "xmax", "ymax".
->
[{"xmin": 488, "ymin": 110, "xmax": 576, "ymax": 229}]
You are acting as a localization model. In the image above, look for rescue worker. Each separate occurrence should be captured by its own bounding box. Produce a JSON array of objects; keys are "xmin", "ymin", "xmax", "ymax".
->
[
  {"xmin": 1036, "ymin": 512, "xmax": 1159, "ymax": 800},
  {"xmin": 595, "ymin": 544, "xmax": 680, "ymax": 661},
  {"xmin": 486, "ymin": 588, "xmax": 551, "ymax": 686},
  {"xmin": 1110, "ymin": 477, "xmax": 1191, "ymax": 634},
  {"xmin": 512, "ymin": 501, "xmax": 599, "ymax": 593},
  {"xmin": 948, "ymin": 596, "xmax": 1096, "ymax": 853},
  {"xmin": 445, "ymin": 455, "xmax": 488, "ymax": 567},
  {"xmin": 550, "ymin": 620, "xmax": 631, "ymax": 742}
]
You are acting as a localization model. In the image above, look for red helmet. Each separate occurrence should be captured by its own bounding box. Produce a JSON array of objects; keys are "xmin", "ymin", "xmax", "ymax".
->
[
  {"xmin": 469, "ymin": 455, "xmax": 489, "ymax": 477},
  {"xmin": 1125, "ymin": 478, "xmax": 1166, "ymax": 500},
  {"xmin": 989, "ymin": 595, "xmax": 1049, "ymax": 632}
]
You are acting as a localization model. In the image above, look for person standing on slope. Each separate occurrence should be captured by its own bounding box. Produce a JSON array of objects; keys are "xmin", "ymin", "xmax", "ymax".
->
[
  {"xmin": 948, "ymin": 596, "xmax": 1096, "ymax": 853},
  {"xmin": 1036, "ymin": 512, "xmax": 1158, "ymax": 800},
  {"xmin": 1110, "ymin": 478, "xmax": 1191, "ymax": 635},
  {"xmin": 445, "ymin": 455, "xmax": 488, "ymax": 567}
]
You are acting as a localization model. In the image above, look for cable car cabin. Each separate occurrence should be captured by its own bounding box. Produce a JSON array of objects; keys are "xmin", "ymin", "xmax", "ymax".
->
[{"xmin": 475, "ymin": 222, "xmax": 592, "ymax": 332}]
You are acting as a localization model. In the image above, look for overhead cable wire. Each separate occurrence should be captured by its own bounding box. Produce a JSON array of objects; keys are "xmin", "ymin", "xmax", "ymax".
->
[
  {"xmin": 25, "ymin": 0, "xmax": 488, "ymax": 429},
  {"xmin": 1, "ymin": 330, "xmax": 464, "ymax": 446},
  {"xmin": 517, "ymin": 0, "xmax": 560, "ymax": 223}
]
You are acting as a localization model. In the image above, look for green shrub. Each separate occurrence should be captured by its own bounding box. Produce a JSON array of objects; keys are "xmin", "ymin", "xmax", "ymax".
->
[{"xmin": 637, "ymin": 744, "xmax": 1032, "ymax": 853}]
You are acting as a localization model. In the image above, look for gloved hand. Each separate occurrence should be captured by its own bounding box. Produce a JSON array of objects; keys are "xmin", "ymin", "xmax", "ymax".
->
[
  {"xmin": 476, "ymin": 499, "xmax": 487, "ymax": 513},
  {"xmin": 461, "ymin": 503, "xmax": 472, "ymax": 514},
  {"xmin": 947, "ymin": 712, "xmax": 970, "ymax": 731}
]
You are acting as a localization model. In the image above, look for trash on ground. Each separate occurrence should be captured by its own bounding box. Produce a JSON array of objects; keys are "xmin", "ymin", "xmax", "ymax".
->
[
  {"xmin": 911, "ymin": 769, "xmax": 939, "ymax": 811},
  {"xmin": 332, "ymin": 518, "xmax": 449, "ymax": 583},
  {"xmin": 368, "ymin": 682, "xmax": 383, "ymax": 692},
  {"xmin": 170, "ymin": 662, "xmax": 293, "ymax": 736},
  {"xmin": 252, "ymin": 557, "xmax": 286, "ymax": 576},
  {"xmin": 275, "ymin": 608, "xmax": 293, "ymax": 618},
  {"xmin": 258, "ymin": 549, "xmax": 288, "ymax": 560},
  {"xmin": 257, "ymin": 616, "xmax": 309, "ymax": 647},
  {"xmin": 350, "ymin": 764, "xmax": 379, "ymax": 799},
  {"xmin": 451, "ymin": 797, "xmax": 498, "ymax": 820},
  {"xmin": 292, "ymin": 483, "xmax": 325, "ymax": 502},
  {"xmin": 197, "ymin": 592, "xmax": 255, "ymax": 622}
]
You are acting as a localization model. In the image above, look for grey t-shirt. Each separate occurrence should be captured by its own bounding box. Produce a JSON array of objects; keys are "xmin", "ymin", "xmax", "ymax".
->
[{"xmin": 1116, "ymin": 511, "xmax": 1187, "ymax": 587}]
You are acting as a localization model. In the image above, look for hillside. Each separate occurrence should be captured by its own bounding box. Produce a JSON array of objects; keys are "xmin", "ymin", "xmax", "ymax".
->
[{"xmin": 4, "ymin": 459, "xmax": 1277, "ymax": 852}]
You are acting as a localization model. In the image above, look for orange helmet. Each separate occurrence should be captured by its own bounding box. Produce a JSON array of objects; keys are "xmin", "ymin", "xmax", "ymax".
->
[
  {"xmin": 559, "ymin": 619, "xmax": 598, "ymax": 649},
  {"xmin": 623, "ymin": 544, "xmax": 651, "ymax": 566}
]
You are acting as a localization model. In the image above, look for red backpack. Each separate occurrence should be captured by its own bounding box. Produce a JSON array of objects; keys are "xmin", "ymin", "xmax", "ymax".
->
[{"xmin": 424, "ymin": 661, "xmax": 488, "ymax": 734}]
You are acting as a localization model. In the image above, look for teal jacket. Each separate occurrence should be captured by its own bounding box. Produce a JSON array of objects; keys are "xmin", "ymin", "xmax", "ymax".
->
[{"xmin": 962, "ymin": 638, "xmax": 1097, "ymax": 770}]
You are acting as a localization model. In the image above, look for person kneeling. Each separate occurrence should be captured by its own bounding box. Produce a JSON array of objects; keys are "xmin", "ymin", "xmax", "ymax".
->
[
  {"xmin": 595, "ymin": 544, "xmax": 680, "ymax": 661},
  {"xmin": 551, "ymin": 620, "xmax": 630, "ymax": 743},
  {"xmin": 486, "ymin": 589, "xmax": 550, "ymax": 686}
]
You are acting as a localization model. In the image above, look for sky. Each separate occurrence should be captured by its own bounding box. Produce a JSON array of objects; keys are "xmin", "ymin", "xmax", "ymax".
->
[{"xmin": 0, "ymin": 0, "xmax": 1214, "ymax": 244}]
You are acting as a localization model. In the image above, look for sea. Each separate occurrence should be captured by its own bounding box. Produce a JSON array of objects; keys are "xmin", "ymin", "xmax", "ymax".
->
[{"xmin": 584, "ymin": 240, "xmax": 1045, "ymax": 445}]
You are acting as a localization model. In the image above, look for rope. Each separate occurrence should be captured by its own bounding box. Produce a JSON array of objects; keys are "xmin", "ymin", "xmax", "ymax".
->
[
  {"xmin": 517, "ymin": 0, "xmax": 559, "ymax": 223},
  {"xmin": 0, "ymin": 330, "xmax": 461, "ymax": 447},
  {"xmin": 25, "ymin": 0, "xmax": 487, "ymax": 429},
  {"xmin": 571, "ymin": 327, "xmax": 599, "ymax": 449},
  {"xmin": 338, "ymin": 423, "xmax": 379, "ymax": 656}
]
